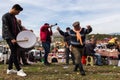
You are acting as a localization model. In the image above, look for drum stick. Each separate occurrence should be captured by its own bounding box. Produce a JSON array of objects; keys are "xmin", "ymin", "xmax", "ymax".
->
[{"xmin": 17, "ymin": 39, "xmax": 28, "ymax": 42}]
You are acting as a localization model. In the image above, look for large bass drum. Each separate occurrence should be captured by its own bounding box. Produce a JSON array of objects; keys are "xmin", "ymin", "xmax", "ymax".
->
[{"xmin": 16, "ymin": 30, "xmax": 37, "ymax": 48}]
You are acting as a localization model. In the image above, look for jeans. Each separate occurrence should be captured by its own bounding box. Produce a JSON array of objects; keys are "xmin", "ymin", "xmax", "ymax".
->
[
  {"xmin": 42, "ymin": 42, "xmax": 50, "ymax": 63},
  {"xmin": 94, "ymin": 53, "xmax": 102, "ymax": 65}
]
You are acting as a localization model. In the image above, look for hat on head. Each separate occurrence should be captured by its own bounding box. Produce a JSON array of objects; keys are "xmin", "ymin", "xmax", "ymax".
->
[{"xmin": 72, "ymin": 21, "xmax": 80, "ymax": 27}]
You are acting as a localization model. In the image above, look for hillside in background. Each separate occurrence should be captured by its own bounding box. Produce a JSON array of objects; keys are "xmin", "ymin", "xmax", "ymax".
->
[
  {"xmin": 52, "ymin": 31, "xmax": 61, "ymax": 37},
  {"xmin": 0, "ymin": 35, "xmax": 2, "ymax": 40},
  {"xmin": 109, "ymin": 32, "xmax": 120, "ymax": 35},
  {"xmin": 0, "ymin": 32, "xmax": 120, "ymax": 41}
]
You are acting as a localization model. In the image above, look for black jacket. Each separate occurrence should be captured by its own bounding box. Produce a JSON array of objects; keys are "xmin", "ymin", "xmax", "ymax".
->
[
  {"xmin": 85, "ymin": 43, "xmax": 96, "ymax": 56},
  {"xmin": 58, "ymin": 30, "xmax": 71, "ymax": 46},
  {"xmin": 2, "ymin": 12, "xmax": 22, "ymax": 40}
]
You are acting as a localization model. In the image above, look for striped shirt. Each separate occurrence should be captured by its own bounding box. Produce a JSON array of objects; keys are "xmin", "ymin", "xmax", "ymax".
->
[{"xmin": 69, "ymin": 28, "xmax": 92, "ymax": 48}]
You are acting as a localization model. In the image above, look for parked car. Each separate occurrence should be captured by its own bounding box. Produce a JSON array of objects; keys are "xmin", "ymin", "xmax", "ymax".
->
[
  {"xmin": 0, "ymin": 52, "xmax": 2, "ymax": 61},
  {"xmin": 57, "ymin": 48, "xmax": 65, "ymax": 59},
  {"xmin": 28, "ymin": 49, "xmax": 44, "ymax": 62},
  {"xmin": 57, "ymin": 48, "xmax": 72, "ymax": 59},
  {"xmin": 0, "ymin": 45, "xmax": 10, "ymax": 64}
]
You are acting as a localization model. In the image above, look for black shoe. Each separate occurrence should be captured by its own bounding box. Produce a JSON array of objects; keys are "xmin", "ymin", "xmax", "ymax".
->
[
  {"xmin": 73, "ymin": 62, "xmax": 75, "ymax": 65},
  {"xmin": 74, "ymin": 69, "xmax": 78, "ymax": 72},
  {"xmin": 74, "ymin": 64, "xmax": 79, "ymax": 72},
  {"xmin": 23, "ymin": 63, "xmax": 31, "ymax": 65},
  {"xmin": 66, "ymin": 63, "xmax": 69, "ymax": 65},
  {"xmin": 96, "ymin": 63, "xmax": 103, "ymax": 66},
  {"xmin": 44, "ymin": 62, "xmax": 51, "ymax": 66},
  {"xmin": 80, "ymin": 71, "xmax": 86, "ymax": 76}
]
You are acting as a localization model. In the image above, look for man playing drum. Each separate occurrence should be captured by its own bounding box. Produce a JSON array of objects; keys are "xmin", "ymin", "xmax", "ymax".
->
[{"xmin": 2, "ymin": 4, "xmax": 26, "ymax": 77}]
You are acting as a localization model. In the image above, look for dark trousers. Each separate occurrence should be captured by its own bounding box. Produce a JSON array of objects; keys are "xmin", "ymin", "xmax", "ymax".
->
[
  {"xmin": 42, "ymin": 42, "xmax": 50, "ymax": 63},
  {"xmin": 17, "ymin": 48, "xmax": 27, "ymax": 65},
  {"xmin": 65, "ymin": 47, "xmax": 75, "ymax": 64},
  {"xmin": 6, "ymin": 39, "xmax": 21, "ymax": 71}
]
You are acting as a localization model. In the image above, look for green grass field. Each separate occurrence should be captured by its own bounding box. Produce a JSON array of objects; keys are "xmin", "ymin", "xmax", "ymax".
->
[{"xmin": 0, "ymin": 62, "xmax": 120, "ymax": 80}]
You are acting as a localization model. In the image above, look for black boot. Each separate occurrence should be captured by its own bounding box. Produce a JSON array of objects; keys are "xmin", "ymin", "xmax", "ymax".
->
[
  {"xmin": 78, "ymin": 64, "xmax": 86, "ymax": 76},
  {"xmin": 44, "ymin": 60, "xmax": 51, "ymax": 65},
  {"xmin": 44, "ymin": 58, "xmax": 50, "ymax": 66},
  {"xmin": 74, "ymin": 64, "xmax": 79, "ymax": 72}
]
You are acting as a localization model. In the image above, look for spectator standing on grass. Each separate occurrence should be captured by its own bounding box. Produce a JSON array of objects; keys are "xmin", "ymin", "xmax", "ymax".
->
[
  {"xmin": 57, "ymin": 27, "xmax": 75, "ymax": 65},
  {"xmin": 16, "ymin": 19, "xmax": 31, "ymax": 66},
  {"xmin": 40, "ymin": 23, "xmax": 53, "ymax": 65},
  {"xmin": 69, "ymin": 21, "xmax": 92, "ymax": 76}
]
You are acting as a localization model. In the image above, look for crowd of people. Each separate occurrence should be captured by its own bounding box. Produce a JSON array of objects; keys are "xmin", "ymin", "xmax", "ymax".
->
[{"xmin": 1, "ymin": 4, "xmax": 120, "ymax": 77}]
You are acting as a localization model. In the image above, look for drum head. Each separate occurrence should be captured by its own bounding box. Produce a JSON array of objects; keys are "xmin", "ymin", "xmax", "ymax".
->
[{"xmin": 16, "ymin": 30, "xmax": 37, "ymax": 48}]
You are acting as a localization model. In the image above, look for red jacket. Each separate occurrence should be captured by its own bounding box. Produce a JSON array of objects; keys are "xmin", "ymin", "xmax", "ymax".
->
[{"xmin": 40, "ymin": 24, "xmax": 53, "ymax": 42}]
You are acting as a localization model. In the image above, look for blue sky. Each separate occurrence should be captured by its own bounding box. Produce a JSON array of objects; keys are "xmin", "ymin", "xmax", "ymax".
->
[{"xmin": 0, "ymin": 0, "xmax": 120, "ymax": 37}]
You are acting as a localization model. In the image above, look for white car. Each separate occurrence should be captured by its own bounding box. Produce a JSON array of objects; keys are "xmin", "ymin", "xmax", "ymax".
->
[
  {"xmin": 0, "ymin": 52, "xmax": 3, "ymax": 61},
  {"xmin": 28, "ymin": 49, "xmax": 44, "ymax": 62},
  {"xmin": 0, "ymin": 45, "xmax": 10, "ymax": 63},
  {"xmin": 57, "ymin": 48, "xmax": 65, "ymax": 59},
  {"xmin": 57, "ymin": 48, "xmax": 72, "ymax": 59}
]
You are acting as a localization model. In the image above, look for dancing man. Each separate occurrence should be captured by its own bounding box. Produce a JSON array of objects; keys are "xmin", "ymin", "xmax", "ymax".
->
[{"xmin": 69, "ymin": 21, "xmax": 92, "ymax": 75}]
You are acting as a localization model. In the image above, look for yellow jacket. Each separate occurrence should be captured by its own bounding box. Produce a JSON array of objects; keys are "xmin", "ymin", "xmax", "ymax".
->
[{"xmin": 108, "ymin": 38, "xmax": 116, "ymax": 44}]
